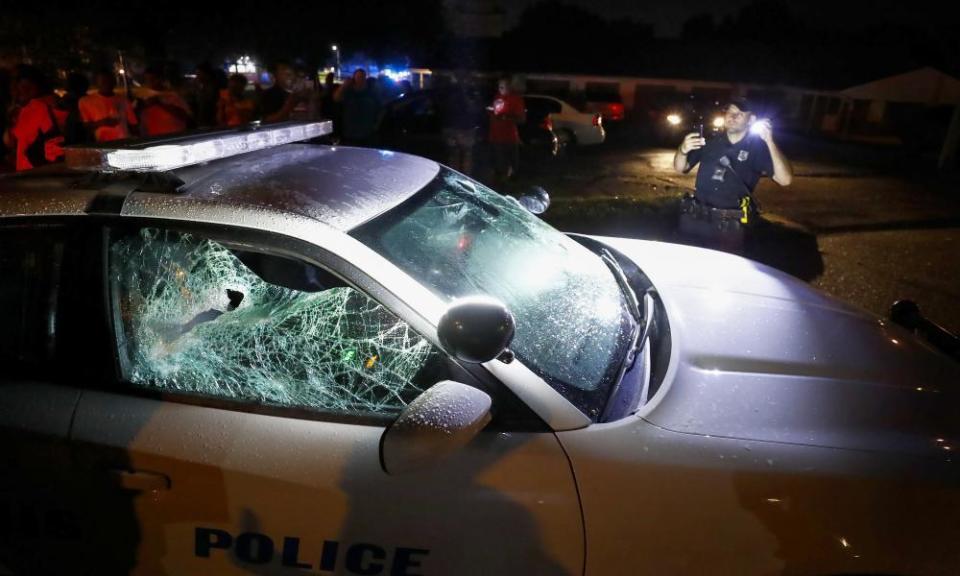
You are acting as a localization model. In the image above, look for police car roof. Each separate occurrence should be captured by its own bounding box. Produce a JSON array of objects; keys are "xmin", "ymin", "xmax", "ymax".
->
[{"xmin": 0, "ymin": 144, "xmax": 441, "ymax": 231}]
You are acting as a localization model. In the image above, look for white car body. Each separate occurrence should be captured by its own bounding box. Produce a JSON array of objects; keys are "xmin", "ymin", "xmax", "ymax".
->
[
  {"xmin": 1, "ymin": 129, "xmax": 958, "ymax": 575},
  {"xmin": 526, "ymin": 94, "xmax": 606, "ymax": 146}
]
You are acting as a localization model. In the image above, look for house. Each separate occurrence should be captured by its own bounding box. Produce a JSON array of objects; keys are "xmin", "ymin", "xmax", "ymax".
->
[{"xmin": 810, "ymin": 67, "xmax": 960, "ymax": 145}]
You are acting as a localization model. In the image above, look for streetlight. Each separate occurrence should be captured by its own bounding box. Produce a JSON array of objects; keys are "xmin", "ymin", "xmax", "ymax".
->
[{"xmin": 331, "ymin": 44, "xmax": 341, "ymax": 80}]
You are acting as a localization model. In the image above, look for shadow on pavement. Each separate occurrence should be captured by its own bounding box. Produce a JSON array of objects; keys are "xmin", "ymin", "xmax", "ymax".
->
[{"xmin": 745, "ymin": 219, "xmax": 825, "ymax": 281}]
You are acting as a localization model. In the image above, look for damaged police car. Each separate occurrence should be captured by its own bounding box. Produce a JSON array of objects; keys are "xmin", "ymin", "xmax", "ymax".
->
[{"xmin": 1, "ymin": 122, "xmax": 958, "ymax": 576}]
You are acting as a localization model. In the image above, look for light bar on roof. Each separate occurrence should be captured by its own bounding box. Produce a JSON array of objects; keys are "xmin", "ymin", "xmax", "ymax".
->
[{"xmin": 65, "ymin": 121, "xmax": 332, "ymax": 172}]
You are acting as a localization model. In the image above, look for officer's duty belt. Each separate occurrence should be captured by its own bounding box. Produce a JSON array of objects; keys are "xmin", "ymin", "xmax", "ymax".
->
[{"xmin": 680, "ymin": 196, "xmax": 743, "ymax": 223}]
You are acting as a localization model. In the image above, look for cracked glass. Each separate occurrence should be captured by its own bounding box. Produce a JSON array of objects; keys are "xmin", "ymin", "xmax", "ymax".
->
[
  {"xmin": 109, "ymin": 227, "xmax": 442, "ymax": 418},
  {"xmin": 352, "ymin": 169, "xmax": 632, "ymax": 420}
]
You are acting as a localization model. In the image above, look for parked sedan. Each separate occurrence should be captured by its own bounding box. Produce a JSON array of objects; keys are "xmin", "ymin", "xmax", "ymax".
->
[
  {"xmin": 1, "ymin": 122, "xmax": 959, "ymax": 575},
  {"xmin": 526, "ymin": 94, "xmax": 606, "ymax": 148}
]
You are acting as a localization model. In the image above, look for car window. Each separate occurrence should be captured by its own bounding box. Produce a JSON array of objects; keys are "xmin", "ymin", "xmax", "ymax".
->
[
  {"xmin": 561, "ymin": 98, "xmax": 586, "ymax": 113},
  {"xmin": 585, "ymin": 83, "xmax": 622, "ymax": 103},
  {"xmin": 0, "ymin": 228, "xmax": 64, "ymax": 378},
  {"xmin": 107, "ymin": 227, "xmax": 448, "ymax": 419},
  {"xmin": 526, "ymin": 97, "xmax": 561, "ymax": 115}
]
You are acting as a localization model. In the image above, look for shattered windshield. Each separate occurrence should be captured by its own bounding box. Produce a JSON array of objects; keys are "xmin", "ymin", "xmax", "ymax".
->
[
  {"xmin": 109, "ymin": 228, "xmax": 445, "ymax": 418},
  {"xmin": 351, "ymin": 169, "xmax": 632, "ymax": 419}
]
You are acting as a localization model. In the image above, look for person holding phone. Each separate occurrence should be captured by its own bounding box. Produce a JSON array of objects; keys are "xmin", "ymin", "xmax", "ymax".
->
[
  {"xmin": 487, "ymin": 76, "xmax": 525, "ymax": 185},
  {"xmin": 672, "ymin": 97, "xmax": 793, "ymax": 252}
]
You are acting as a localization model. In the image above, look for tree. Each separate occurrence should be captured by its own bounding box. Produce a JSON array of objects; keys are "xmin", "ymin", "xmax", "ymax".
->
[
  {"xmin": 681, "ymin": 14, "xmax": 716, "ymax": 41},
  {"xmin": 499, "ymin": 0, "xmax": 652, "ymax": 73}
]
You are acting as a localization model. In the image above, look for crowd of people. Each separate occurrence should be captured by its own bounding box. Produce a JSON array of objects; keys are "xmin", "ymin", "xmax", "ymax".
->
[
  {"xmin": 0, "ymin": 60, "xmax": 414, "ymax": 172},
  {"xmin": 6, "ymin": 58, "xmax": 787, "ymax": 252}
]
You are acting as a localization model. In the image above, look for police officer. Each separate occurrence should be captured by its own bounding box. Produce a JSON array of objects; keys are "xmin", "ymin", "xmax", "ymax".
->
[{"xmin": 673, "ymin": 97, "xmax": 793, "ymax": 252}]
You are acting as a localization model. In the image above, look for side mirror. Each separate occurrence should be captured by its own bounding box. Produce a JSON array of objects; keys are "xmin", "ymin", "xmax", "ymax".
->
[
  {"xmin": 437, "ymin": 297, "xmax": 515, "ymax": 364},
  {"xmin": 380, "ymin": 381, "xmax": 492, "ymax": 475},
  {"xmin": 516, "ymin": 186, "xmax": 550, "ymax": 215}
]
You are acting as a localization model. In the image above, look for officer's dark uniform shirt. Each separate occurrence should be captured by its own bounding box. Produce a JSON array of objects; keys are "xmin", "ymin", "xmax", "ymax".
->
[{"xmin": 685, "ymin": 133, "xmax": 774, "ymax": 209}]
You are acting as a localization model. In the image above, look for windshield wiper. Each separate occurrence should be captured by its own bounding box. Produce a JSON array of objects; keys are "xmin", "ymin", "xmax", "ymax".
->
[
  {"xmin": 637, "ymin": 289, "xmax": 655, "ymax": 352},
  {"xmin": 601, "ymin": 249, "xmax": 657, "ymax": 421},
  {"xmin": 601, "ymin": 248, "xmax": 641, "ymax": 372},
  {"xmin": 602, "ymin": 249, "xmax": 640, "ymax": 323}
]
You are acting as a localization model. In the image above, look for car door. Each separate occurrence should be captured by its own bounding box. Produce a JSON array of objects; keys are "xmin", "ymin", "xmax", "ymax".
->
[
  {"xmin": 70, "ymin": 223, "xmax": 583, "ymax": 575},
  {"xmin": 0, "ymin": 222, "xmax": 108, "ymax": 574}
]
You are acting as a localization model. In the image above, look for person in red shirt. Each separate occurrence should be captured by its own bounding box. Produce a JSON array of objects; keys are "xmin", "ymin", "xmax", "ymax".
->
[
  {"xmin": 140, "ymin": 65, "xmax": 193, "ymax": 137},
  {"xmin": 3, "ymin": 65, "xmax": 67, "ymax": 171},
  {"xmin": 79, "ymin": 69, "xmax": 138, "ymax": 142},
  {"xmin": 487, "ymin": 76, "xmax": 525, "ymax": 185}
]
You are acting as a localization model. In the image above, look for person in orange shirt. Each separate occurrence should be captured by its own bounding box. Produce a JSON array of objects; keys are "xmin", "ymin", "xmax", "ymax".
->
[
  {"xmin": 217, "ymin": 74, "xmax": 257, "ymax": 127},
  {"xmin": 3, "ymin": 65, "xmax": 67, "ymax": 171},
  {"xmin": 79, "ymin": 68, "xmax": 137, "ymax": 142},
  {"xmin": 140, "ymin": 65, "xmax": 193, "ymax": 137}
]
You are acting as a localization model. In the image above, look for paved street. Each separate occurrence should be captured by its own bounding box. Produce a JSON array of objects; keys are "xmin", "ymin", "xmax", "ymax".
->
[{"xmin": 511, "ymin": 132, "xmax": 960, "ymax": 334}]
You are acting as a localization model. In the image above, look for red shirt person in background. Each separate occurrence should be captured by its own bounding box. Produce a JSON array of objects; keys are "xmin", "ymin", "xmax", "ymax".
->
[
  {"xmin": 79, "ymin": 69, "xmax": 137, "ymax": 142},
  {"xmin": 4, "ymin": 65, "xmax": 67, "ymax": 171},
  {"xmin": 487, "ymin": 76, "xmax": 525, "ymax": 185},
  {"xmin": 140, "ymin": 65, "xmax": 193, "ymax": 137}
]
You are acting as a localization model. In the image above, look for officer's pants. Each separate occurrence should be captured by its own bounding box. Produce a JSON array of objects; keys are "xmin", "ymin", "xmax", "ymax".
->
[{"xmin": 678, "ymin": 211, "xmax": 745, "ymax": 254}]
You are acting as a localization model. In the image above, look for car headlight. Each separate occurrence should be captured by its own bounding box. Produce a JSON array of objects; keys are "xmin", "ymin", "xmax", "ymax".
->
[{"xmin": 667, "ymin": 114, "xmax": 682, "ymax": 126}]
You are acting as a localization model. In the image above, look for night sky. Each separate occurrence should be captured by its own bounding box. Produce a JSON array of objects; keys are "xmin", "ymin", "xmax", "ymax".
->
[
  {"xmin": 506, "ymin": 0, "xmax": 753, "ymax": 37},
  {"xmin": 1, "ymin": 0, "xmax": 955, "ymax": 86},
  {"xmin": 507, "ymin": 0, "xmax": 947, "ymax": 38}
]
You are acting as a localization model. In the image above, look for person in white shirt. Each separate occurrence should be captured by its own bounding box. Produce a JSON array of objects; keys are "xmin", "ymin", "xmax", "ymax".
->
[{"xmin": 78, "ymin": 69, "xmax": 137, "ymax": 142}]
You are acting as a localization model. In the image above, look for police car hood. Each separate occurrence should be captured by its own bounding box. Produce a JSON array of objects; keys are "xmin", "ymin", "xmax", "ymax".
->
[{"xmin": 595, "ymin": 236, "xmax": 960, "ymax": 456}]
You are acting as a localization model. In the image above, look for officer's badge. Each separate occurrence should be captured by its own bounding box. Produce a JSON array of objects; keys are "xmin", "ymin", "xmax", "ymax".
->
[{"xmin": 737, "ymin": 150, "xmax": 750, "ymax": 162}]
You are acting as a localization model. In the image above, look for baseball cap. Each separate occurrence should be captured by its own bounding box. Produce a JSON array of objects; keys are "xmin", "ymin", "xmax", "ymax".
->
[{"xmin": 725, "ymin": 96, "xmax": 758, "ymax": 114}]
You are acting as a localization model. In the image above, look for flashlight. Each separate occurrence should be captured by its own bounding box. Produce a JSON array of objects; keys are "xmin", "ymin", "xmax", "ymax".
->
[
  {"xmin": 750, "ymin": 119, "xmax": 770, "ymax": 135},
  {"xmin": 712, "ymin": 116, "xmax": 725, "ymax": 129},
  {"xmin": 667, "ymin": 113, "xmax": 682, "ymax": 126}
]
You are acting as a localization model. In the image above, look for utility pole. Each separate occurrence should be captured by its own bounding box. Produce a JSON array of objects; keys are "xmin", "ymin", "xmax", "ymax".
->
[
  {"xmin": 117, "ymin": 50, "xmax": 132, "ymax": 137},
  {"xmin": 331, "ymin": 44, "xmax": 341, "ymax": 80}
]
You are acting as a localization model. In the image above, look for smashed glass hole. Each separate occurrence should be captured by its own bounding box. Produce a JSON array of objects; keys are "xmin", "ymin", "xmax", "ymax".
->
[{"xmin": 109, "ymin": 228, "xmax": 436, "ymax": 416}]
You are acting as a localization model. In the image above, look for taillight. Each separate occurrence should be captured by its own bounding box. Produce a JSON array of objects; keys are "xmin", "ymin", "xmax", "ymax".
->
[
  {"xmin": 592, "ymin": 113, "xmax": 602, "ymax": 127},
  {"xmin": 609, "ymin": 103, "xmax": 624, "ymax": 120},
  {"xmin": 540, "ymin": 115, "xmax": 553, "ymax": 131}
]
